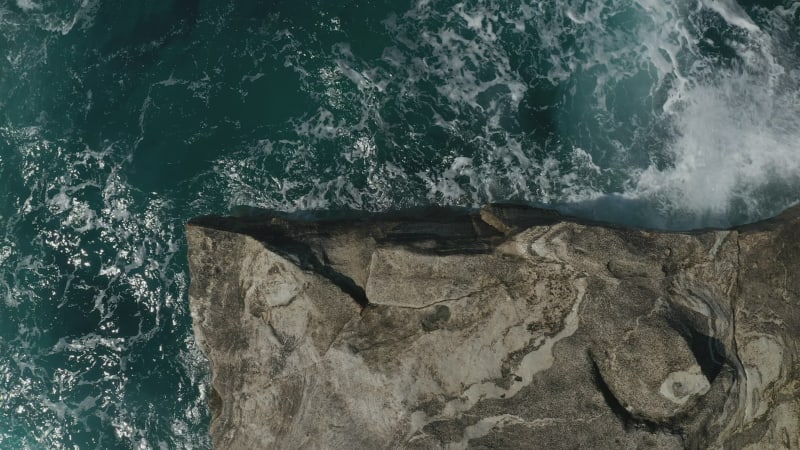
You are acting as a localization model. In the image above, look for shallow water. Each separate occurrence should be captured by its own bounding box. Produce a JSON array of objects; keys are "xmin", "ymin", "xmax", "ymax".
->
[{"xmin": 0, "ymin": 0, "xmax": 798, "ymax": 448}]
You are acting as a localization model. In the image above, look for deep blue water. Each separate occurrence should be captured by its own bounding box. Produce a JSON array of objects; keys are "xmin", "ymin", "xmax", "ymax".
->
[{"xmin": 0, "ymin": 0, "xmax": 798, "ymax": 448}]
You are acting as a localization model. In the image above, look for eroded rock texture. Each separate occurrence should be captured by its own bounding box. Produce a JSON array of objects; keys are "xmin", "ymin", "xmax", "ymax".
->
[{"xmin": 187, "ymin": 204, "xmax": 800, "ymax": 449}]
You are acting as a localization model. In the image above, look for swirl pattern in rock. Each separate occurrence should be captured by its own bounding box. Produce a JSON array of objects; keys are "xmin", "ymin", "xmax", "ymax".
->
[{"xmin": 187, "ymin": 204, "xmax": 800, "ymax": 449}]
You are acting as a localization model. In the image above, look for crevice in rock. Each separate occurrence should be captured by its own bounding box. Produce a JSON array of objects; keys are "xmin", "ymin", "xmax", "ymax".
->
[
  {"xmin": 321, "ymin": 314, "xmax": 360, "ymax": 359},
  {"xmin": 260, "ymin": 237, "xmax": 370, "ymax": 308},
  {"xmin": 371, "ymin": 285, "xmax": 496, "ymax": 310},
  {"xmin": 591, "ymin": 357, "xmax": 638, "ymax": 428},
  {"xmin": 686, "ymin": 330, "xmax": 727, "ymax": 383},
  {"xmin": 664, "ymin": 310, "xmax": 728, "ymax": 385},
  {"xmin": 189, "ymin": 217, "xmax": 371, "ymax": 308},
  {"xmin": 311, "ymin": 257, "xmax": 370, "ymax": 308},
  {"xmin": 730, "ymin": 234, "xmax": 748, "ymax": 388},
  {"xmin": 589, "ymin": 356, "xmax": 677, "ymax": 435},
  {"xmin": 209, "ymin": 385, "xmax": 223, "ymax": 421}
]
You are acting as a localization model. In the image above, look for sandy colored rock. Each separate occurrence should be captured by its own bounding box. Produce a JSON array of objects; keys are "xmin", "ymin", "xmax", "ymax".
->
[{"xmin": 187, "ymin": 205, "xmax": 800, "ymax": 449}]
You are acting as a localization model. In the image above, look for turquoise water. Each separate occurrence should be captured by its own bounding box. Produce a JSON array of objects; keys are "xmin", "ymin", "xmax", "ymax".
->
[{"xmin": 0, "ymin": 0, "xmax": 798, "ymax": 448}]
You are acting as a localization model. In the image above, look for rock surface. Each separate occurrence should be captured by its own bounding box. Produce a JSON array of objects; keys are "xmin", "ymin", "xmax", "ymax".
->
[{"xmin": 187, "ymin": 204, "xmax": 800, "ymax": 449}]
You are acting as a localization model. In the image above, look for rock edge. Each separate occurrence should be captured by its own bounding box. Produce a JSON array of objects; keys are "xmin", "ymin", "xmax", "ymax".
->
[{"xmin": 187, "ymin": 204, "xmax": 800, "ymax": 449}]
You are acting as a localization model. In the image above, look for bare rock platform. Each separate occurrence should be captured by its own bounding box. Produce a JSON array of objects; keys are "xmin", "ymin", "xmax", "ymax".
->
[{"xmin": 187, "ymin": 204, "xmax": 800, "ymax": 449}]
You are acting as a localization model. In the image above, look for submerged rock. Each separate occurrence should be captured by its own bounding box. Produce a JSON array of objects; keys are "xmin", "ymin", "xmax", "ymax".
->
[{"xmin": 186, "ymin": 204, "xmax": 800, "ymax": 449}]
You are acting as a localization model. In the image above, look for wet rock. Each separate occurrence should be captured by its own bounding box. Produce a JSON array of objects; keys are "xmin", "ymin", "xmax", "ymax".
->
[{"xmin": 187, "ymin": 204, "xmax": 800, "ymax": 449}]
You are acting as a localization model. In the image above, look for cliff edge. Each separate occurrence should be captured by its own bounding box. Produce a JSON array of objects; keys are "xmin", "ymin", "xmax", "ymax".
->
[{"xmin": 186, "ymin": 204, "xmax": 800, "ymax": 449}]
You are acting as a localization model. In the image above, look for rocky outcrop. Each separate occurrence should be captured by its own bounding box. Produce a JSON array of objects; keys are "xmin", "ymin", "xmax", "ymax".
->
[{"xmin": 187, "ymin": 204, "xmax": 800, "ymax": 449}]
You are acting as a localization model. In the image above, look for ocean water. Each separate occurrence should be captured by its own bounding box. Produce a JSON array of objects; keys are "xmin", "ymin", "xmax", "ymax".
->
[{"xmin": 0, "ymin": 0, "xmax": 798, "ymax": 448}]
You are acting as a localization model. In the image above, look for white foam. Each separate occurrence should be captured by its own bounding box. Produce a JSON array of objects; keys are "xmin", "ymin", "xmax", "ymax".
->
[
  {"xmin": 625, "ymin": 72, "xmax": 800, "ymax": 222},
  {"xmin": 12, "ymin": 0, "xmax": 101, "ymax": 34},
  {"xmin": 600, "ymin": 0, "xmax": 800, "ymax": 226},
  {"xmin": 15, "ymin": 0, "xmax": 41, "ymax": 12},
  {"xmin": 702, "ymin": 0, "xmax": 760, "ymax": 32},
  {"xmin": 200, "ymin": 0, "xmax": 799, "ymax": 227},
  {"xmin": 0, "ymin": 117, "xmax": 212, "ymax": 446}
]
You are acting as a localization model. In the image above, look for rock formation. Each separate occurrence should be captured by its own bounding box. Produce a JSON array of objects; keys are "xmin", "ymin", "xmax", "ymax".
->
[{"xmin": 187, "ymin": 204, "xmax": 800, "ymax": 449}]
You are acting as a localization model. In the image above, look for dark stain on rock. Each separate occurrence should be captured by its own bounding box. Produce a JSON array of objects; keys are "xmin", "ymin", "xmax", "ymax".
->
[{"xmin": 421, "ymin": 305, "xmax": 451, "ymax": 332}]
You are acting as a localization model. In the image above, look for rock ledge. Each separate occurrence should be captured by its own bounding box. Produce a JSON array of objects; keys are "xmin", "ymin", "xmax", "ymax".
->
[{"xmin": 187, "ymin": 204, "xmax": 800, "ymax": 449}]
